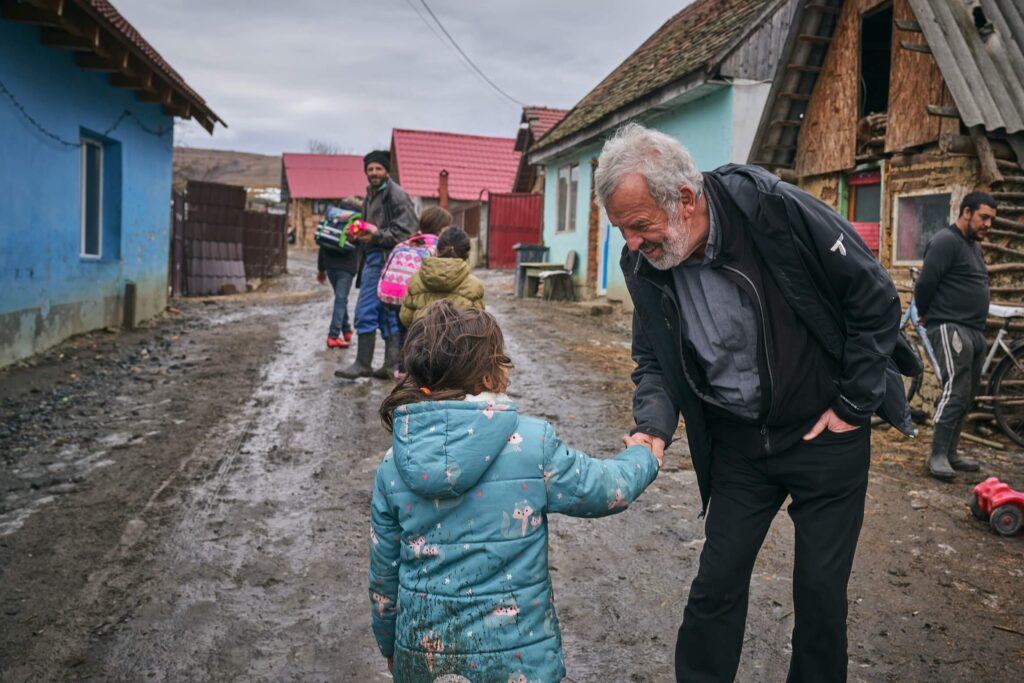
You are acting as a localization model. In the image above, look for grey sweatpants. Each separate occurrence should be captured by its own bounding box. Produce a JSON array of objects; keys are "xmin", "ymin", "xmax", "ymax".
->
[{"xmin": 927, "ymin": 323, "xmax": 986, "ymax": 458}]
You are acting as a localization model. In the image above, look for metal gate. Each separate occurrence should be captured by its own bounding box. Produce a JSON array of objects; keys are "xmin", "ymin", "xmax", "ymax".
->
[{"xmin": 487, "ymin": 193, "xmax": 543, "ymax": 269}]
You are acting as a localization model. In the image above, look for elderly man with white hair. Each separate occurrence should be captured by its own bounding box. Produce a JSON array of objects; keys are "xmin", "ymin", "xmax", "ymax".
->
[{"xmin": 597, "ymin": 123, "xmax": 916, "ymax": 682}]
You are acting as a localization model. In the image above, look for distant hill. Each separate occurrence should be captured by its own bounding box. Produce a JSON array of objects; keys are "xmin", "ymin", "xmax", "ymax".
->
[{"xmin": 173, "ymin": 147, "xmax": 281, "ymax": 189}]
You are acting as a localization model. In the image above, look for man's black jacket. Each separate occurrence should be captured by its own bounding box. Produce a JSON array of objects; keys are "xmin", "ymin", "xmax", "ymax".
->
[{"xmin": 623, "ymin": 164, "xmax": 917, "ymax": 511}]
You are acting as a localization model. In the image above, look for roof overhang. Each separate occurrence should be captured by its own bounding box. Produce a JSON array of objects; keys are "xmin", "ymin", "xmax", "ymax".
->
[
  {"xmin": 529, "ymin": 72, "xmax": 724, "ymax": 166},
  {"xmin": 3, "ymin": 0, "xmax": 223, "ymax": 133}
]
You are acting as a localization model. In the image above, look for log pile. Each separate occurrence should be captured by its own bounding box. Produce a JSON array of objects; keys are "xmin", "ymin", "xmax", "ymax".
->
[{"xmin": 855, "ymin": 112, "xmax": 888, "ymax": 160}]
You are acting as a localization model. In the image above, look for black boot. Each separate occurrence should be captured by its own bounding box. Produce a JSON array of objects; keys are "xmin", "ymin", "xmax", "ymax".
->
[
  {"xmin": 945, "ymin": 421, "xmax": 980, "ymax": 471},
  {"xmin": 373, "ymin": 336, "xmax": 400, "ymax": 379},
  {"xmin": 928, "ymin": 424, "xmax": 956, "ymax": 480},
  {"xmin": 335, "ymin": 333, "xmax": 375, "ymax": 379}
]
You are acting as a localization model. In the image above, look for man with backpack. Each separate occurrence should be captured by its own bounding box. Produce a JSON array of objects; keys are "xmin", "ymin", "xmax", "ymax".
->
[{"xmin": 336, "ymin": 150, "xmax": 417, "ymax": 380}]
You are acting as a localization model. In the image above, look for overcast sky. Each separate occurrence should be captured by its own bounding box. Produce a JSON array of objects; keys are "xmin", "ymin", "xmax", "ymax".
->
[{"xmin": 111, "ymin": 0, "xmax": 689, "ymax": 156}]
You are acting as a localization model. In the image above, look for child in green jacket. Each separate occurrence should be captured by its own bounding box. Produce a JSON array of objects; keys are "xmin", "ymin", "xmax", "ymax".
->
[{"xmin": 399, "ymin": 227, "xmax": 485, "ymax": 329}]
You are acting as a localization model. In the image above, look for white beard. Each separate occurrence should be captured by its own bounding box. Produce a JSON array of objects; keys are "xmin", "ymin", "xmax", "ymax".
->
[{"xmin": 641, "ymin": 214, "xmax": 692, "ymax": 270}]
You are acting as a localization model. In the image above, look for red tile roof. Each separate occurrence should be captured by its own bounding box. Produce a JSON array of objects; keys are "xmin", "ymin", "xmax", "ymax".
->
[
  {"xmin": 533, "ymin": 0, "xmax": 771, "ymax": 151},
  {"xmin": 282, "ymin": 154, "xmax": 367, "ymax": 199},
  {"xmin": 77, "ymin": 1, "xmax": 222, "ymax": 129},
  {"xmin": 524, "ymin": 107, "xmax": 569, "ymax": 141},
  {"xmin": 392, "ymin": 129, "xmax": 520, "ymax": 201}
]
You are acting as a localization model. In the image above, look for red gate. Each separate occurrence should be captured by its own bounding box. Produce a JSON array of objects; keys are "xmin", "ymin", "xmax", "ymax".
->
[{"xmin": 487, "ymin": 193, "xmax": 543, "ymax": 269}]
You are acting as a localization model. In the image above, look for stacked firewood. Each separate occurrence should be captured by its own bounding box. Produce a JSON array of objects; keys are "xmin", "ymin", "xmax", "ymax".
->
[{"xmin": 856, "ymin": 112, "xmax": 888, "ymax": 159}]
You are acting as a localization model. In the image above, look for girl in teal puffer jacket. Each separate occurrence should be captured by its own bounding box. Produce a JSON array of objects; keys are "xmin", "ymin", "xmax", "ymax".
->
[{"xmin": 369, "ymin": 301, "xmax": 661, "ymax": 682}]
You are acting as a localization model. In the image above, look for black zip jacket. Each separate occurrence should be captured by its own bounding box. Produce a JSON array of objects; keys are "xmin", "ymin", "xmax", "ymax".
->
[
  {"xmin": 624, "ymin": 164, "xmax": 915, "ymax": 511},
  {"xmin": 356, "ymin": 180, "xmax": 417, "ymax": 287}
]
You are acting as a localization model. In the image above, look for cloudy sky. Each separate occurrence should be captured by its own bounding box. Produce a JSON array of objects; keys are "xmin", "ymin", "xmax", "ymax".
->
[{"xmin": 112, "ymin": 0, "xmax": 689, "ymax": 155}]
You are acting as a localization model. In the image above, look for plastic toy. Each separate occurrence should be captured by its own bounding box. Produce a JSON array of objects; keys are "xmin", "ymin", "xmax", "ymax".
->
[
  {"xmin": 314, "ymin": 207, "xmax": 376, "ymax": 253},
  {"xmin": 970, "ymin": 477, "xmax": 1024, "ymax": 536}
]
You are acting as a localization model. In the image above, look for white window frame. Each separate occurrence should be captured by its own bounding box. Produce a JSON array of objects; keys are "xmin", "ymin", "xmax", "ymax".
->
[
  {"xmin": 555, "ymin": 162, "xmax": 578, "ymax": 233},
  {"xmin": 80, "ymin": 137, "xmax": 103, "ymax": 258},
  {"xmin": 892, "ymin": 189, "xmax": 955, "ymax": 266}
]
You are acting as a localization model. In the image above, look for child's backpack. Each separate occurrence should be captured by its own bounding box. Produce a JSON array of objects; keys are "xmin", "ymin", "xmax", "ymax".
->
[
  {"xmin": 314, "ymin": 207, "xmax": 360, "ymax": 253},
  {"xmin": 377, "ymin": 233, "xmax": 438, "ymax": 307}
]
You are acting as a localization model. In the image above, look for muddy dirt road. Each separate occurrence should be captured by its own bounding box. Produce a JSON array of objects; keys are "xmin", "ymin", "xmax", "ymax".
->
[{"xmin": 2, "ymin": 250, "xmax": 1022, "ymax": 682}]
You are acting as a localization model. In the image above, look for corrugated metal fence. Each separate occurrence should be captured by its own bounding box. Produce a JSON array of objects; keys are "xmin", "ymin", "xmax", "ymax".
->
[
  {"xmin": 487, "ymin": 193, "xmax": 542, "ymax": 268},
  {"xmin": 169, "ymin": 181, "xmax": 287, "ymax": 296}
]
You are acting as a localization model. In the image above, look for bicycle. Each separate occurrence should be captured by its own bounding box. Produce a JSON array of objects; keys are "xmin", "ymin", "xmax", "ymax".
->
[{"xmin": 900, "ymin": 266, "xmax": 1024, "ymax": 447}]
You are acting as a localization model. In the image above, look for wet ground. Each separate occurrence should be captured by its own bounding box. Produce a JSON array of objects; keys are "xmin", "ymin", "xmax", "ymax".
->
[{"xmin": 1, "ymin": 250, "xmax": 1022, "ymax": 682}]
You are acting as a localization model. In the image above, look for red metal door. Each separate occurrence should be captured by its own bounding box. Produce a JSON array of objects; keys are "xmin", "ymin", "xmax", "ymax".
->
[{"xmin": 487, "ymin": 193, "xmax": 543, "ymax": 268}]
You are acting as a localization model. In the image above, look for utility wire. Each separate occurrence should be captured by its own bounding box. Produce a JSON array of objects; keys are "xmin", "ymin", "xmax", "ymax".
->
[
  {"xmin": 412, "ymin": 0, "xmax": 524, "ymax": 108},
  {"xmin": 403, "ymin": 0, "xmax": 511, "ymax": 106}
]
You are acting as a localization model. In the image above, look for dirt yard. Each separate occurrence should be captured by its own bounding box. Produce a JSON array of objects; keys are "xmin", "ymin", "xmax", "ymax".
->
[{"xmin": 1, "ymin": 250, "xmax": 1021, "ymax": 682}]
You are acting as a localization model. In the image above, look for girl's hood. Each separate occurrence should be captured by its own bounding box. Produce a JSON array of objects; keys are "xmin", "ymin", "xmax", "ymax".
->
[
  {"xmin": 418, "ymin": 257, "xmax": 470, "ymax": 292},
  {"xmin": 390, "ymin": 395, "xmax": 518, "ymax": 498}
]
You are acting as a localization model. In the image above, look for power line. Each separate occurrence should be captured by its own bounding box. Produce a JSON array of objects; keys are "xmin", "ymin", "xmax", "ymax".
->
[{"xmin": 413, "ymin": 0, "xmax": 524, "ymax": 108}]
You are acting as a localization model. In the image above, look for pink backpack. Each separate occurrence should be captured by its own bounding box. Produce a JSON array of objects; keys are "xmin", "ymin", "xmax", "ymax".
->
[{"xmin": 377, "ymin": 233, "xmax": 438, "ymax": 307}]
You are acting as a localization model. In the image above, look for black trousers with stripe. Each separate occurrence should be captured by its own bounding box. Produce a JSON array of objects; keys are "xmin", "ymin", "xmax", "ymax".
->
[{"xmin": 926, "ymin": 323, "xmax": 986, "ymax": 459}]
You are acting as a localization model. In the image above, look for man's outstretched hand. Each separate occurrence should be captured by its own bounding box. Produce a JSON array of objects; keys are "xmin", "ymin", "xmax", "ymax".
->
[
  {"xmin": 802, "ymin": 407, "xmax": 859, "ymax": 440},
  {"xmin": 625, "ymin": 432, "xmax": 665, "ymax": 468}
]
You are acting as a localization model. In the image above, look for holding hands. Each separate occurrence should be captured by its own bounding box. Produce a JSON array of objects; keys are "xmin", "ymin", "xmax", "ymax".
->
[{"xmin": 624, "ymin": 432, "xmax": 665, "ymax": 468}]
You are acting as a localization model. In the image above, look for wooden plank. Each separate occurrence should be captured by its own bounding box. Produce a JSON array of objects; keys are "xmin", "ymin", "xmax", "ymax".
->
[
  {"xmin": 779, "ymin": 92, "xmax": 812, "ymax": 101},
  {"xmin": 771, "ymin": 119, "xmax": 803, "ymax": 127},
  {"xmin": 925, "ymin": 104, "xmax": 959, "ymax": 118},
  {"xmin": 885, "ymin": 0, "xmax": 949, "ymax": 153},
  {"xmin": 798, "ymin": 34, "xmax": 832, "ymax": 44},
  {"xmin": 1, "ymin": 3, "xmax": 61, "ymax": 24},
  {"xmin": 894, "ymin": 19, "xmax": 921, "ymax": 31},
  {"xmin": 40, "ymin": 26, "xmax": 94, "ymax": 50},
  {"xmin": 786, "ymin": 64, "xmax": 822, "ymax": 73},
  {"xmin": 899, "ymin": 41, "xmax": 931, "ymax": 54},
  {"xmin": 794, "ymin": 0, "xmax": 863, "ymax": 176},
  {"xmin": 806, "ymin": 3, "xmax": 842, "ymax": 14}
]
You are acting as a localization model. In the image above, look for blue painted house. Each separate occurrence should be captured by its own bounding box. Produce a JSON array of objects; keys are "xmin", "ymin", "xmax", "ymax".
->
[
  {"xmin": 0, "ymin": 0, "xmax": 221, "ymax": 366},
  {"xmin": 528, "ymin": 0, "xmax": 797, "ymax": 306}
]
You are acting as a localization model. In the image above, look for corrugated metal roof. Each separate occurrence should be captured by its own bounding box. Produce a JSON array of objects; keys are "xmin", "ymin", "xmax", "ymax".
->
[
  {"xmin": 532, "ymin": 0, "xmax": 777, "ymax": 153},
  {"xmin": 392, "ymin": 129, "xmax": 520, "ymax": 201},
  {"xmin": 908, "ymin": 0, "xmax": 1024, "ymax": 134},
  {"xmin": 282, "ymin": 154, "xmax": 367, "ymax": 199}
]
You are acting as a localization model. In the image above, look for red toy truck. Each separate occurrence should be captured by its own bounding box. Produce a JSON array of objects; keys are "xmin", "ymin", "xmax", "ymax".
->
[{"xmin": 971, "ymin": 477, "xmax": 1024, "ymax": 536}]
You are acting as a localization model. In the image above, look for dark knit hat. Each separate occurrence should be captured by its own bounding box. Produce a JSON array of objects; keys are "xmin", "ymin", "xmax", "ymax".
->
[{"xmin": 363, "ymin": 150, "xmax": 391, "ymax": 171}]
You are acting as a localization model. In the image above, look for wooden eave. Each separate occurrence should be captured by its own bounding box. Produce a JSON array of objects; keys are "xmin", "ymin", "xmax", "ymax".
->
[{"xmin": 2, "ymin": 0, "xmax": 222, "ymax": 133}]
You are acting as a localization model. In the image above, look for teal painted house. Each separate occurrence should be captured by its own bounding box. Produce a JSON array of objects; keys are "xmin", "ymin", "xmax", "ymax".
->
[
  {"xmin": 0, "ymin": 0, "xmax": 221, "ymax": 367},
  {"xmin": 529, "ymin": 0, "xmax": 797, "ymax": 307}
]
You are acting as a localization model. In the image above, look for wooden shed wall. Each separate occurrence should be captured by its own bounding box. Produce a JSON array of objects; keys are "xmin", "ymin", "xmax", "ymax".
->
[
  {"xmin": 794, "ymin": 0, "xmax": 887, "ymax": 177},
  {"xmin": 720, "ymin": 0, "xmax": 800, "ymax": 82},
  {"xmin": 884, "ymin": 0, "xmax": 958, "ymax": 153}
]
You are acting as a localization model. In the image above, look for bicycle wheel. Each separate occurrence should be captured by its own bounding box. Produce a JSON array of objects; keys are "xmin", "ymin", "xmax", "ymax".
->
[{"xmin": 990, "ymin": 347, "xmax": 1024, "ymax": 448}]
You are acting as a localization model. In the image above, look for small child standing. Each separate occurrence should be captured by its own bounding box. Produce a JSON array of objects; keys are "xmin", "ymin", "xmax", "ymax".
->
[
  {"xmin": 316, "ymin": 203, "xmax": 360, "ymax": 348},
  {"xmin": 369, "ymin": 301, "xmax": 661, "ymax": 681},
  {"xmin": 398, "ymin": 227, "xmax": 484, "ymax": 329}
]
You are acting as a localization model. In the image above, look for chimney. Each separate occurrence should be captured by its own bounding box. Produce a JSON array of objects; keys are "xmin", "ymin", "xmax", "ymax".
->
[{"xmin": 439, "ymin": 170, "xmax": 449, "ymax": 209}]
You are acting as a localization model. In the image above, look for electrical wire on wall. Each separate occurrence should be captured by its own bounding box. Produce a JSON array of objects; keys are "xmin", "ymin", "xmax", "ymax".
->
[{"xmin": 0, "ymin": 76, "xmax": 172, "ymax": 148}]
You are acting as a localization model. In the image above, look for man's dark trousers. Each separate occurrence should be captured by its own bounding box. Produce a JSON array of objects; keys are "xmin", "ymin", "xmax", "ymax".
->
[
  {"xmin": 676, "ymin": 424, "xmax": 870, "ymax": 683},
  {"xmin": 927, "ymin": 322, "xmax": 986, "ymax": 462}
]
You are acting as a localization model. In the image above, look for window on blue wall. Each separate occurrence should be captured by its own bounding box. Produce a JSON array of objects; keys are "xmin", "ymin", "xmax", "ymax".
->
[
  {"xmin": 81, "ymin": 137, "xmax": 103, "ymax": 257},
  {"xmin": 79, "ymin": 132, "xmax": 122, "ymax": 261},
  {"xmin": 556, "ymin": 163, "xmax": 578, "ymax": 233}
]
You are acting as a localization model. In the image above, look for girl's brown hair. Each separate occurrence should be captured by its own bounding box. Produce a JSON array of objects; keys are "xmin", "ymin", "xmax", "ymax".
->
[
  {"xmin": 418, "ymin": 206, "xmax": 454, "ymax": 235},
  {"xmin": 379, "ymin": 300, "xmax": 511, "ymax": 431},
  {"xmin": 436, "ymin": 226, "xmax": 471, "ymax": 259}
]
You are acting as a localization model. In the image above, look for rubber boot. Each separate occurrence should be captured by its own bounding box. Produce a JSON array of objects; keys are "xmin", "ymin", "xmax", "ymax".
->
[
  {"xmin": 946, "ymin": 425, "xmax": 980, "ymax": 471},
  {"xmin": 335, "ymin": 333, "xmax": 375, "ymax": 379},
  {"xmin": 928, "ymin": 424, "xmax": 957, "ymax": 480},
  {"xmin": 373, "ymin": 336, "xmax": 400, "ymax": 380}
]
